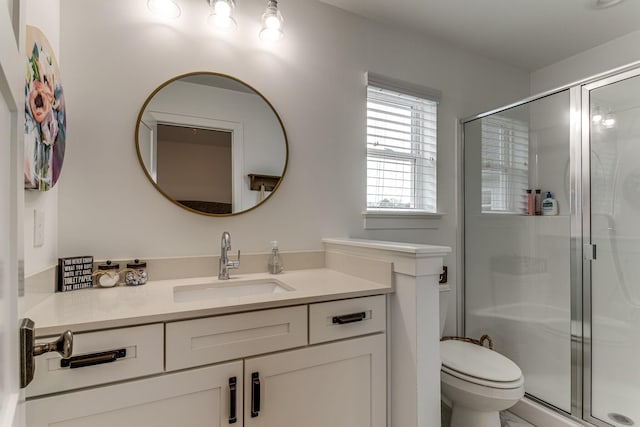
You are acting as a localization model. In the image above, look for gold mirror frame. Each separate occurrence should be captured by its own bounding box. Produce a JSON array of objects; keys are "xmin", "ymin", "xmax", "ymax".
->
[{"xmin": 134, "ymin": 72, "xmax": 289, "ymax": 217}]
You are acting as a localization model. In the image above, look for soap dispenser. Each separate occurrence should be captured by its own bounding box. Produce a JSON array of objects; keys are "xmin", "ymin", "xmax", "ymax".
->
[
  {"xmin": 542, "ymin": 192, "xmax": 558, "ymax": 216},
  {"xmin": 268, "ymin": 241, "xmax": 284, "ymax": 274}
]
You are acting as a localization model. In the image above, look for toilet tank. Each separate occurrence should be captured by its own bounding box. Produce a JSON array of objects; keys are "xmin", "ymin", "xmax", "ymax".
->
[{"xmin": 439, "ymin": 284, "xmax": 451, "ymax": 337}]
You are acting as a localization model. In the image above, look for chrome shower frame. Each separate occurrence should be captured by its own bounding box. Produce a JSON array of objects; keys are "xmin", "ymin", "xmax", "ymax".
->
[{"xmin": 459, "ymin": 60, "xmax": 640, "ymax": 427}]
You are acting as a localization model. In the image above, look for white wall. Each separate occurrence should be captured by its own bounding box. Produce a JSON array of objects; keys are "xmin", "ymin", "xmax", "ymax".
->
[
  {"xmin": 531, "ymin": 29, "xmax": 640, "ymax": 94},
  {"xmin": 23, "ymin": 0, "xmax": 60, "ymax": 276},
  {"xmin": 57, "ymin": 0, "xmax": 529, "ymax": 334}
]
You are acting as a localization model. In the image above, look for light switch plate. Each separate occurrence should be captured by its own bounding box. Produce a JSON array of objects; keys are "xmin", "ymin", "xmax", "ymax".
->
[{"xmin": 33, "ymin": 209, "xmax": 44, "ymax": 247}]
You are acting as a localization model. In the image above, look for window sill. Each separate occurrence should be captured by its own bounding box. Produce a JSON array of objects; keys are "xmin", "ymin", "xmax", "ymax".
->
[{"xmin": 362, "ymin": 210, "xmax": 445, "ymax": 230}]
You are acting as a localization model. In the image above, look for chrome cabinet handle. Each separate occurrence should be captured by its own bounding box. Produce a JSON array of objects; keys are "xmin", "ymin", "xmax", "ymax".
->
[{"xmin": 20, "ymin": 318, "xmax": 73, "ymax": 388}]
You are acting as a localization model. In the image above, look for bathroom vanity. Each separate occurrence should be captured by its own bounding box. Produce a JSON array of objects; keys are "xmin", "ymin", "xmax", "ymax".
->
[
  {"xmin": 24, "ymin": 269, "xmax": 390, "ymax": 427},
  {"xmin": 23, "ymin": 239, "xmax": 450, "ymax": 427}
]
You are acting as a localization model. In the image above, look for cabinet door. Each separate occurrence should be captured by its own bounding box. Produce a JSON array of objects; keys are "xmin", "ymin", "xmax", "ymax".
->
[
  {"xmin": 244, "ymin": 334, "xmax": 386, "ymax": 427},
  {"xmin": 26, "ymin": 361, "xmax": 243, "ymax": 427}
]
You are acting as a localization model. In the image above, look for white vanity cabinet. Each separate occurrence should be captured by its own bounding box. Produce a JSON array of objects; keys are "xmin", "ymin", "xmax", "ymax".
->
[
  {"xmin": 244, "ymin": 333, "xmax": 386, "ymax": 427},
  {"xmin": 26, "ymin": 295, "xmax": 387, "ymax": 427},
  {"xmin": 27, "ymin": 361, "xmax": 244, "ymax": 427},
  {"xmin": 166, "ymin": 297, "xmax": 386, "ymax": 427}
]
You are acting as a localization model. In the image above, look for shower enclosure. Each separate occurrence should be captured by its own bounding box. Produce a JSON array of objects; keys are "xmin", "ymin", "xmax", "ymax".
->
[{"xmin": 462, "ymin": 64, "xmax": 640, "ymax": 427}]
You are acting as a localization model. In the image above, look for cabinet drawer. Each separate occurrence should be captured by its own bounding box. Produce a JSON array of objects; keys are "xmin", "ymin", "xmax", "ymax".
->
[
  {"xmin": 309, "ymin": 295, "xmax": 386, "ymax": 344},
  {"xmin": 166, "ymin": 305, "xmax": 307, "ymax": 371},
  {"xmin": 27, "ymin": 324, "xmax": 164, "ymax": 397}
]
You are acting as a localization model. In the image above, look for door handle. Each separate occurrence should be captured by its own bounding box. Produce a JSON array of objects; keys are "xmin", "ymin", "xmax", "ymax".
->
[{"xmin": 20, "ymin": 318, "xmax": 73, "ymax": 388}]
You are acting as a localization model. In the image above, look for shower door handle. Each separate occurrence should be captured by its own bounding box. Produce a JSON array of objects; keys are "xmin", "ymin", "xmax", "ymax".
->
[{"xmin": 584, "ymin": 243, "xmax": 597, "ymax": 261}]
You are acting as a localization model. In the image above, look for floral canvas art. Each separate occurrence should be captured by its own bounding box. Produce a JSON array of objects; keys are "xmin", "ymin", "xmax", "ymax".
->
[{"xmin": 25, "ymin": 26, "xmax": 66, "ymax": 191}]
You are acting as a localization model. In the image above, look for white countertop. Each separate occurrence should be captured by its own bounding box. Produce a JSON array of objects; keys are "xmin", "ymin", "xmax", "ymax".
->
[
  {"xmin": 322, "ymin": 238, "xmax": 451, "ymax": 255},
  {"xmin": 26, "ymin": 268, "xmax": 392, "ymax": 337}
]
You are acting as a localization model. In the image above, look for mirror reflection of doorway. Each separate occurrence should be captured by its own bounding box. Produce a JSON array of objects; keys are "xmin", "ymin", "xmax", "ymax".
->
[{"xmin": 156, "ymin": 124, "xmax": 233, "ymax": 214}]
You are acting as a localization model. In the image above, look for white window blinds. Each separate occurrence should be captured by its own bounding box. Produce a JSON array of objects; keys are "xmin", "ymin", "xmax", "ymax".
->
[
  {"xmin": 481, "ymin": 115, "xmax": 529, "ymax": 213},
  {"xmin": 366, "ymin": 75, "xmax": 439, "ymax": 212}
]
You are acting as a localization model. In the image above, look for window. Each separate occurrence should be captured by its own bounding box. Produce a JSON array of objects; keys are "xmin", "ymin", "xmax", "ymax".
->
[
  {"xmin": 480, "ymin": 115, "xmax": 529, "ymax": 213},
  {"xmin": 366, "ymin": 73, "xmax": 440, "ymax": 212}
]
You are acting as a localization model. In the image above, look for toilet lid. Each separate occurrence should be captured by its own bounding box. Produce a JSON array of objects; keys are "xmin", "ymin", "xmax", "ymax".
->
[{"xmin": 440, "ymin": 340, "xmax": 522, "ymax": 383}]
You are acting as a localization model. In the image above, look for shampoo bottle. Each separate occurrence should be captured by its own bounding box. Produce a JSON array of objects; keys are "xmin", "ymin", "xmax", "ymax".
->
[
  {"xmin": 526, "ymin": 189, "xmax": 534, "ymax": 215},
  {"xmin": 542, "ymin": 192, "xmax": 558, "ymax": 216},
  {"xmin": 268, "ymin": 241, "xmax": 284, "ymax": 274}
]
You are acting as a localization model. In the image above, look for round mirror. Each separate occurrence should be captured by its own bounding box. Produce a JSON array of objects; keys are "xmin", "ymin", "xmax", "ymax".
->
[{"xmin": 135, "ymin": 72, "xmax": 288, "ymax": 216}]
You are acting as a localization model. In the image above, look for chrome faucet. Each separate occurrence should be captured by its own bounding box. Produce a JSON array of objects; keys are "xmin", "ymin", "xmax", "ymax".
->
[{"xmin": 219, "ymin": 231, "xmax": 240, "ymax": 280}]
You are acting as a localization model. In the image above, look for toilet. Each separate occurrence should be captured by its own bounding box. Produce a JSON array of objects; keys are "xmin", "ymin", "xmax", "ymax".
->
[{"xmin": 439, "ymin": 285, "xmax": 525, "ymax": 427}]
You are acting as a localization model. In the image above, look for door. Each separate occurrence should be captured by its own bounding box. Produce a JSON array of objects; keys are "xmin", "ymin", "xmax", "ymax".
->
[
  {"xmin": 244, "ymin": 334, "xmax": 386, "ymax": 427},
  {"xmin": 0, "ymin": 1, "xmax": 25, "ymax": 426},
  {"xmin": 462, "ymin": 89, "xmax": 573, "ymax": 412},
  {"xmin": 583, "ymin": 69, "xmax": 640, "ymax": 427},
  {"xmin": 26, "ymin": 361, "xmax": 243, "ymax": 427}
]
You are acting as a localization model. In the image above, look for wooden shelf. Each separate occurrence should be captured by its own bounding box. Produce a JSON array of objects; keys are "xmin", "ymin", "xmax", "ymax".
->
[{"xmin": 248, "ymin": 174, "xmax": 281, "ymax": 191}]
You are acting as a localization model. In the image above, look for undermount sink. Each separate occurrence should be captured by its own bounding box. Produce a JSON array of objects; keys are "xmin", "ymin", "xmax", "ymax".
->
[{"xmin": 173, "ymin": 278, "xmax": 294, "ymax": 302}]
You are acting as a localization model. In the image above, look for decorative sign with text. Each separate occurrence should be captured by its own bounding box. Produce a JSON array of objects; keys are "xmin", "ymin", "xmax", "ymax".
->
[{"xmin": 57, "ymin": 256, "xmax": 94, "ymax": 292}]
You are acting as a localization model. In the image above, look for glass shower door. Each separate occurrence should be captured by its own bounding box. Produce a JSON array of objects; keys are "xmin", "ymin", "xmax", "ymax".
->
[
  {"xmin": 464, "ymin": 90, "xmax": 573, "ymax": 412},
  {"xmin": 586, "ymin": 71, "xmax": 640, "ymax": 427}
]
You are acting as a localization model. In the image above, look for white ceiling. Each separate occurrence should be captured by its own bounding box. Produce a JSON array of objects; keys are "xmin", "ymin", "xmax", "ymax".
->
[{"xmin": 317, "ymin": 0, "xmax": 640, "ymax": 71}]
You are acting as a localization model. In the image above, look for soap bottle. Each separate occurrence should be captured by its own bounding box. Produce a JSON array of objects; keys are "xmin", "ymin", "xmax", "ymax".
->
[
  {"xmin": 542, "ymin": 192, "xmax": 558, "ymax": 215},
  {"xmin": 526, "ymin": 189, "xmax": 534, "ymax": 215},
  {"xmin": 268, "ymin": 241, "xmax": 284, "ymax": 274},
  {"xmin": 534, "ymin": 189, "xmax": 542, "ymax": 215}
]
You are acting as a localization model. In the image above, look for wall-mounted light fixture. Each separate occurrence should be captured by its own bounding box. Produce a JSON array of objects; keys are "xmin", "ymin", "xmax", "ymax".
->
[
  {"xmin": 148, "ymin": 0, "xmax": 284, "ymax": 41},
  {"xmin": 259, "ymin": 0, "xmax": 284, "ymax": 42},
  {"xmin": 147, "ymin": 0, "xmax": 182, "ymax": 19},
  {"xmin": 208, "ymin": 0, "xmax": 237, "ymax": 30}
]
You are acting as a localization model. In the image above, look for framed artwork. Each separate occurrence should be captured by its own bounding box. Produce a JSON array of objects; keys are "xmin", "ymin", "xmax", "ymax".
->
[{"xmin": 25, "ymin": 25, "xmax": 66, "ymax": 191}]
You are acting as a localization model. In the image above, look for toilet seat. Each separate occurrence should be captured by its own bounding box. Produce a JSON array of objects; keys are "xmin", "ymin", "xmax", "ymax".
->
[
  {"xmin": 441, "ymin": 340, "xmax": 523, "ymax": 389},
  {"xmin": 442, "ymin": 364, "xmax": 524, "ymax": 389}
]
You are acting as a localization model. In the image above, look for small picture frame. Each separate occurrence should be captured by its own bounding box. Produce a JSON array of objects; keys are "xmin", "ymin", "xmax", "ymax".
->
[{"xmin": 57, "ymin": 256, "xmax": 94, "ymax": 292}]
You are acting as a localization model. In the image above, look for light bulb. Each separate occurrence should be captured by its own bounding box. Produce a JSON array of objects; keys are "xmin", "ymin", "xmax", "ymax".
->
[
  {"xmin": 147, "ymin": 0, "xmax": 181, "ymax": 19},
  {"xmin": 259, "ymin": 0, "xmax": 284, "ymax": 41},
  {"xmin": 592, "ymin": 113, "xmax": 602, "ymax": 123},
  {"xmin": 214, "ymin": 1, "xmax": 231, "ymax": 17},
  {"xmin": 259, "ymin": 28, "xmax": 282, "ymax": 41},
  {"xmin": 208, "ymin": 13, "xmax": 237, "ymax": 30},
  {"xmin": 264, "ymin": 15, "xmax": 282, "ymax": 30},
  {"xmin": 208, "ymin": 0, "xmax": 237, "ymax": 30}
]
